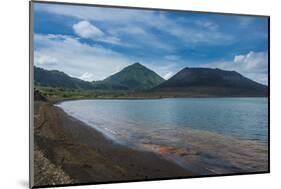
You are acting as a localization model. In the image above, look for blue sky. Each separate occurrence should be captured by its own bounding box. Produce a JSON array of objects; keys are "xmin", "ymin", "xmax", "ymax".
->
[{"xmin": 33, "ymin": 2, "xmax": 268, "ymax": 84}]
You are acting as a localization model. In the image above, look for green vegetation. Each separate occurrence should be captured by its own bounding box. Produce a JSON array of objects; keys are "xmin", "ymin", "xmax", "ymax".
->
[
  {"xmin": 36, "ymin": 86, "xmax": 135, "ymax": 100},
  {"xmin": 97, "ymin": 62, "xmax": 165, "ymax": 90},
  {"xmin": 35, "ymin": 86, "xmax": 171, "ymax": 101},
  {"xmin": 34, "ymin": 67, "xmax": 94, "ymax": 90}
]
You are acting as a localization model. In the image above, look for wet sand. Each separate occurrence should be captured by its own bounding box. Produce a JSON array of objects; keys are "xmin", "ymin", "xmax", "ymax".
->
[{"xmin": 33, "ymin": 101, "xmax": 194, "ymax": 187}]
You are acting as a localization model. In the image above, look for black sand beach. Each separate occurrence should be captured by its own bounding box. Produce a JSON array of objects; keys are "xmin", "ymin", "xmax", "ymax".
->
[{"xmin": 33, "ymin": 101, "xmax": 194, "ymax": 187}]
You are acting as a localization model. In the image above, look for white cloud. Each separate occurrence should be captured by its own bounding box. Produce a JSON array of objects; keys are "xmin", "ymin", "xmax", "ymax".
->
[
  {"xmin": 34, "ymin": 34, "xmax": 132, "ymax": 81},
  {"xmin": 163, "ymin": 72, "xmax": 174, "ymax": 80},
  {"xmin": 229, "ymin": 51, "xmax": 267, "ymax": 74},
  {"xmin": 73, "ymin": 20, "xmax": 104, "ymax": 39},
  {"xmin": 167, "ymin": 24, "xmax": 232, "ymax": 45},
  {"xmin": 109, "ymin": 25, "xmax": 174, "ymax": 50},
  {"xmin": 142, "ymin": 13, "xmax": 232, "ymax": 45},
  {"xmin": 164, "ymin": 55, "xmax": 181, "ymax": 61},
  {"xmin": 35, "ymin": 53, "xmax": 58, "ymax": 66},
  {"xmin": 72, "ymin": 20, "xmax": 131, "ymax": 47},
  {"xmin": 195, "ymin": 20, "xmax": 219, "ymax": 31},
  {"xmin": 114, "ymin": 26, "xmax": 147, "ymax": 35},
  {"xmin": 238, "ymin": 16, "xmax": 255, "ymax": 27},
  {"xmin": 234, "ymin": 55, "xmax": 245, "ymax": 63},
  {"xmin": 78, "ymin": 72, "xmax": 94, "ymax": 81},
  {"xmin": 98, "ymin": 36, "xmax": 121, "ymax": 45},
  {"xmin": 202, "ymin": 51, "xmax": 268, "ymax": 85}
]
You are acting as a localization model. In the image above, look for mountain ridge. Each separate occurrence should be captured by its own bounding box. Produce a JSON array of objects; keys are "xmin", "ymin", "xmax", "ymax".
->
[
  {"xmin": 34, "ymin": 64, "xmax": 268, "ymax": 97},
  {"xmin": 153, "ymin": 67, "xmax": 267, "ymax": 96},
  {"xmin": 34, "ymin": 66, "xmax": 94, "ymax": 90}
]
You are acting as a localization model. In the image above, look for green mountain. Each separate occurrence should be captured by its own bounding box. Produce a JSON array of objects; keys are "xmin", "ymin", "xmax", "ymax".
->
[
  {"xmin": 94, "ymin": 63, "xmax": 165, "ymax": 90},
  {"xmin": 153, "ymin": 67, "xmax": 268, "ymax": 96},
  {"xmin": 34, "ymin": 66, "xmax": 94, "ymax": 90}
]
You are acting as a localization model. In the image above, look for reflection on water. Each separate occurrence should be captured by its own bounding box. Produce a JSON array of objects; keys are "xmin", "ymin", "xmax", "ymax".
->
[{"xmin": 57, "ymin": 98, "xmax": 268, "ymax": 174}]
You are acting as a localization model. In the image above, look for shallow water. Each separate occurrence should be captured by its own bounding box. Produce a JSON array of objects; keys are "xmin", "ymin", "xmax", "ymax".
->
[{"xmin": 57, "ymin": 98, "xmax": 268, "ymax": 175}]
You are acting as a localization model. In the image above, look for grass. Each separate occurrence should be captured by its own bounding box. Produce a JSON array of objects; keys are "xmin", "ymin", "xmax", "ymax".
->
[
  {"xmin": 35, "ymin": 86, "xmax": 236, "ymax": 101},
  {"xmin": 36, "ymin": 86, "xmax": 130, "ymax": 99}
]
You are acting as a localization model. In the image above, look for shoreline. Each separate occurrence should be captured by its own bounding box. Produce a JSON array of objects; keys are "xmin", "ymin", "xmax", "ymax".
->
[
  {"xmin": 51, "ymin": 96, "xmax": 268, "ymax": 106},
  {"xmin": 33, "ymin": 101, "xmax": 195, "ymax": 187},
  {"xmin": 55, "ymin": 99, "xmax": 268, "ymax": 175}
]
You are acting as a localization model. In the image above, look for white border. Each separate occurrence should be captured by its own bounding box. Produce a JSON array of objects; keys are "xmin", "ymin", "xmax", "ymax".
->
[{"xmin": 1, "ymin": 0, "xmax": 280, "ymax": 189}]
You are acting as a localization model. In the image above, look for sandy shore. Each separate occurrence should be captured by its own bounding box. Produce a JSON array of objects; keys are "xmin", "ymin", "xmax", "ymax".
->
[{"xmin": 33, "ymin": 101, "xmax": 194, "ymax": 187}]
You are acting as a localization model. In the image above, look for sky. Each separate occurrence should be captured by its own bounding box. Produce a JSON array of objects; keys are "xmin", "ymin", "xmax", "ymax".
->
[{"xmin": 33, "ymin": 2, "xmax": 269, "ymax": 85}]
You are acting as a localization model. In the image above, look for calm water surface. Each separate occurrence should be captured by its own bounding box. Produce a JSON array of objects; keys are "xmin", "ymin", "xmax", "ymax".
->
[{"xmin": 57, "ymin": 98, "xmax": 268, "ymax": 174}]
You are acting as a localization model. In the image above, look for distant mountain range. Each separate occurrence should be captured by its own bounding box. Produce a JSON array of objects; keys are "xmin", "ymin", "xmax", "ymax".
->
[
  {"xmin": 35, "ymin": 63, "xmax": 164, "ymax": 91},
  {"xmin": 34, "ymin": 63, "xmax": 268, "ymax": 97}
]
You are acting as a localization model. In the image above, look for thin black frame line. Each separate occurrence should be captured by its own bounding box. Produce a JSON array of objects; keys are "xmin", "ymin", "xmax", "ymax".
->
[
  {"xmin": 29, "ymin": 1, "xmax": 34, "ymax": 188},
  {"xmin": 32, "ymin": 0, "xmax": 270, "ymax": 18},
  {"xmin": 29, "ymin": 0, "xmax": 270, "ymax": 188},
  {"xmin": 267, "ymin": 17, "xmax": 270, "ymax": 173}
]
